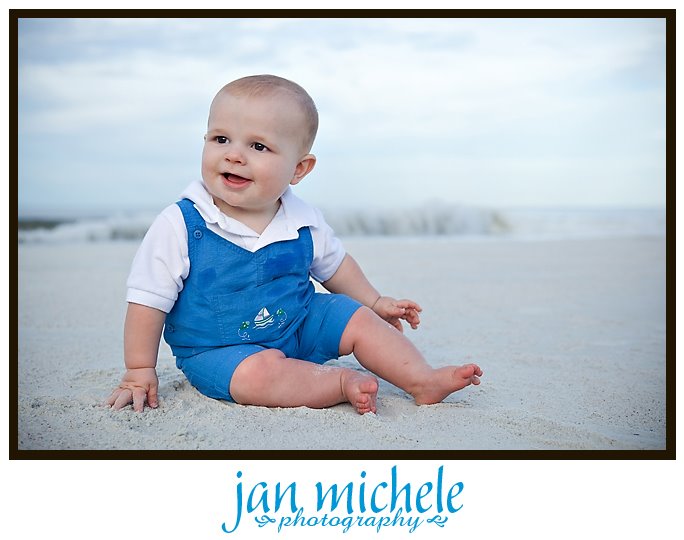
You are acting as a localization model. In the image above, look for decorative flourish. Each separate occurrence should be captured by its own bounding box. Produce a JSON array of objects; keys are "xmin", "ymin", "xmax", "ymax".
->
[
  {"xmin": 254, "ymin": 515, "xmax": 276, "ymax": 528},
  {"xmin": 276, "ymin": 308, "xmax": 287, "ymax": 327},
  {"xmin": 238, "ymin": 321, "xmax": 251, "ymax": 340},
  {"xmin": 427, "ymin": 515, "xmax": 449, "ymax": 527}
]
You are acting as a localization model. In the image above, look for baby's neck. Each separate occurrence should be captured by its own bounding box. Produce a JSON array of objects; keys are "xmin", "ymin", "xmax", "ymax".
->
[{"xmin": 214, "ymin": 198, "xmax": 281, "ymax": 235}]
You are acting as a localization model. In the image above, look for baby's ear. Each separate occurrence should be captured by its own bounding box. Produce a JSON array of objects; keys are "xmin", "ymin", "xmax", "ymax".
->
[{"xmin": 290, "ymin": 154, "xmax": 316, "ymax": 185}]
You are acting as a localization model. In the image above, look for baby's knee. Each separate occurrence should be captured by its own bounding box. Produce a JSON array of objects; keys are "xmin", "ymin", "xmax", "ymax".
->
[
  {"xmin": 231, "ymin": 349, "xmax": 286, "ymax": 397},
  {"xmin": 351, "ymin": 305, "xmax": 376, "ymax": 325},
  {"xmin": 339, "ymin": 306, "xmax": 378, "ymax": 355}
]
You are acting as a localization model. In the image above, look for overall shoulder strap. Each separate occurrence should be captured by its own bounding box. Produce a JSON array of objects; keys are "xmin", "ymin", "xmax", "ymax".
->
[
  {"xmin": 298, "ymin": 226, "xmax": 313, "ymax": 264},
  {"xmin": 298, "ymin": 225, "xmax": 312, "ymax": 243},
  {"xmin": 175, "ymin": 198, "xmax": 205, "ymax": 231}
]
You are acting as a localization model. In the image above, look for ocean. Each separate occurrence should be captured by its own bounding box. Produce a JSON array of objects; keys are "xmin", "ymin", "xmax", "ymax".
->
[{"xmin": 17, "ymin": 205, "xmax": 666, "ymax": 244}]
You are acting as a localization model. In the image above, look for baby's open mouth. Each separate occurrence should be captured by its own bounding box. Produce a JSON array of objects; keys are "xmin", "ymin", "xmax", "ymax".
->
[{"xmin": 222, "ymin": 172, "xmax": 250, "ymax": 184}]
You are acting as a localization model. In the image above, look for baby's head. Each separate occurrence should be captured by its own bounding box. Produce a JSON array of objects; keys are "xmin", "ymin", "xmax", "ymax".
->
[
  {"xmin": 209, "ymin": 74, "xmax": 319, "ymax": 154},
  {"xmin": 202, "ymin": 75, "xmax": 319, "ymax": 221}
]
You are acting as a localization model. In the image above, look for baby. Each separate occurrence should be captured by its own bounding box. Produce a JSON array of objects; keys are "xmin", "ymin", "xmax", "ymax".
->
[{"xmin": 107, "ymin": 74, "xmax": 482, "ymax": 414}]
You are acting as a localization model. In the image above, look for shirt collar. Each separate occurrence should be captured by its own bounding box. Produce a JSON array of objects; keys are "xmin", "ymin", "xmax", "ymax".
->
[
  {"xmin": 279, "ymin": 186, "xmax": 320, "ymax": 229},
  {"xmin": 179, "ymin": 180, "xmax": 320, "ymax": 238}
]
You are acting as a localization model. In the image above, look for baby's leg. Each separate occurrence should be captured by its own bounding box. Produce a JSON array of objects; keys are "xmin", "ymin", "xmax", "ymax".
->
[
  {"xmin": 339, "ymin": 307, "xmax": 482, "ymax": 405},
  {"xmin": 230, "ymin": 349, "xmax": 379, "ymax": 414}
]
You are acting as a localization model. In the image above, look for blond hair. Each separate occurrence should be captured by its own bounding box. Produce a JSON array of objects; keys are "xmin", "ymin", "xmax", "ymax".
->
[{"xmin": 212, "ymin": 74, "xmax": 319, "ymax": 153}]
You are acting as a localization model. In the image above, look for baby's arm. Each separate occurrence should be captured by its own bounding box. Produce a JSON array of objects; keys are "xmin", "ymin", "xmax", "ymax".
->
[
  {"xmin": 106, "ymin": 302, "xmax": 166, "ymax": 412},
  {"xmin": 322, "ymin": 254, "xmax": 422, "ymax": 332}
]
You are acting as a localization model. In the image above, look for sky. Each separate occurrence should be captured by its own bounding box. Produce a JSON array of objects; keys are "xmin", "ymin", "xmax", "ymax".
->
[{"xmin": 16, "ymin": 17, "xmax": 667, "ymax": 217}]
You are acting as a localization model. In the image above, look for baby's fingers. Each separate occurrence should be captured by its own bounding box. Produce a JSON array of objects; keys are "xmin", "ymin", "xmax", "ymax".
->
[
  {"xmin": 132, "ymin": 387, "xmax": 148, "ymax": 413},
  {"xmin": 105, "ymin": 388, "xmax": 121, "ymax": 407},
  {"xmin": 106, "ymin": 387, "xmax": 129, "ymax": 408},
  {"xmin": 111, "ymin": 388, "xmax": 133, "ymax": 410},
  {"xmin": 147, "ymin": 385, "xmax": 159, "ymax": 409},
  {"xmin": 398, "ymin": 307, "xmax": 421, "ymax": 329},
  {"xmin": 394, "ymin": 299, "xmax": 423, "ymax": 313},
  {"xmin": 377, "ymin": 301, "xmax": 404, "ymax": 317}
]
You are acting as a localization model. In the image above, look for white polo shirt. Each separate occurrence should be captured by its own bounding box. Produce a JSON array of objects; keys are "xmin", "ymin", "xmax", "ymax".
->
[{"xmin": 126, "ymin": 180, "xmax": 346, "ymax": 313}]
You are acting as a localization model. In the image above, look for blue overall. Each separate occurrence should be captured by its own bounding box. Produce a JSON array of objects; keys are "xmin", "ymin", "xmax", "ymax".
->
[{"xmin": 164, "ymin": 199, "xmax": 361, "ymax": 401}]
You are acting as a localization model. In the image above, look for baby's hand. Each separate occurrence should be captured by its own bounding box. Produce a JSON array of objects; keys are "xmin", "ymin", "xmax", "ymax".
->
[
  {"xmin": 106, "ymin": 367, "xmax": 159, "ymax": 413},
  {"xmin": 371, "ymin": 296, "xmax": 422, "ymax": 332}
]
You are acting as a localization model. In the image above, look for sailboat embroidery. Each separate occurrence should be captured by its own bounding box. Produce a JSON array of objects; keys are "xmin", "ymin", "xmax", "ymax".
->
[
  {"xmin": 254, "ymin": 307, "xmax": 275, "ymax": 329},
  {"xmin": 238, "ymin": 307, "xmax": 288, "ymax": 340}
]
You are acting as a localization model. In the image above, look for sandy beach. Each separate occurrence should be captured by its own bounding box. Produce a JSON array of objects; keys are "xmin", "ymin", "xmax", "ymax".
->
[{"xmin": 16, "ymin": 235, "xmax": 666, "ymax": 451}]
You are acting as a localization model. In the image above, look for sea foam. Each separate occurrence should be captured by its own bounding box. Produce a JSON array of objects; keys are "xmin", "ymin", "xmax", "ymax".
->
[{"xmin": 18, "ymin": 205, "xmax": 665, "ymax": 244}]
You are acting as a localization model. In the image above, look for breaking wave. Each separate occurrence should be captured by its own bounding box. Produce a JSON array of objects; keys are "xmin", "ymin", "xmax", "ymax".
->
[{"xmin": 18, "ymin": 205, "xmax": 665, "ymax": 244}]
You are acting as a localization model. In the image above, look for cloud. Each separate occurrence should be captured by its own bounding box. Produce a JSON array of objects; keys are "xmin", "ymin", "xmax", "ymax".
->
[{"xmin": 17, "ymin": 17, "xmax": 666, "ymax": 212}]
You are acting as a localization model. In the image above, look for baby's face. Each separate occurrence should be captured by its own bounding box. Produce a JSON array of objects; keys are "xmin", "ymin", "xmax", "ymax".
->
[{"xmin": 201, "ymin": 91, "xmax": 311, "ymax": 220}]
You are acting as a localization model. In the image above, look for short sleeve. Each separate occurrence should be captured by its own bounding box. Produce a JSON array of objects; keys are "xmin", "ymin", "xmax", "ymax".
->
[
  {"xmin": 309, "ymin": 208, "xmax": 346, "ymax": 283},
  {"xmin": 125, "ymin": 205, "xmax": 189, "ymax": 313}
]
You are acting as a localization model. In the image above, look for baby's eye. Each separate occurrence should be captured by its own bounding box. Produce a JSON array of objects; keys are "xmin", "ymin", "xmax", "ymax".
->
[
  {"xmin": 252, "ymin": 142, "xmax": 268, "ymax": 152},
  {"xmin": 214, "ymin": 136, "xmax": 228, "ymax": 144}
]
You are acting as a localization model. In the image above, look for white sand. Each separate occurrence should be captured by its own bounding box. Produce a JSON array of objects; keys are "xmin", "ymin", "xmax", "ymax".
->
[{"xmin": 17, "ymin": 236, "xmax": 666, "ymax": 450}]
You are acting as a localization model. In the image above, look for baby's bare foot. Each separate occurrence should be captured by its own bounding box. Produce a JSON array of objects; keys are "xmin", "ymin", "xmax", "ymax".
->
[
  {"xmin": 340, "ymin": 370, "xmax": 379, "ymax": 414},
  {"xmin": 412, "ymin": 363, "xmax": 483, "ymax": 405}
]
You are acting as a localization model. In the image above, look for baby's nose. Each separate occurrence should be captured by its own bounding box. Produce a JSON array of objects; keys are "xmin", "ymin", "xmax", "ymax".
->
[{"xmin": 224, "ymin": 146, "xmax": 246, "ymax": 164}]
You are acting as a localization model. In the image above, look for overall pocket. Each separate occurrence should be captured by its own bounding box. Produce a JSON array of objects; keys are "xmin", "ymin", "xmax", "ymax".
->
[{"xmin": 210, "ymin": 286, "xmax": 294, "ymax": 345}]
